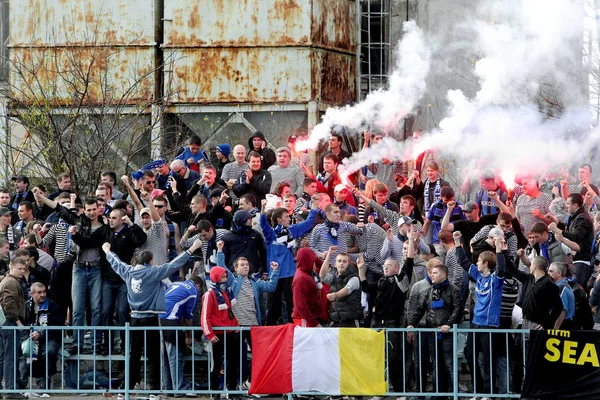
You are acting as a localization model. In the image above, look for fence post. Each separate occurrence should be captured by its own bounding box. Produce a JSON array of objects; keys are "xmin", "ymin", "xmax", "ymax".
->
[
  {"xmin": 125, "ymin": 323, "xmax": 130, "ymax": 400},
  {"xmin": 452, "ymin": 325, "xmax": 459, "ymax": 400}
]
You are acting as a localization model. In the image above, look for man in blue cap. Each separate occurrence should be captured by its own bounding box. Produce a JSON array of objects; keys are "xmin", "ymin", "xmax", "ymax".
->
[{"xmin": 214, "ymin": 143, "xmax": 231, "ymax": 178}]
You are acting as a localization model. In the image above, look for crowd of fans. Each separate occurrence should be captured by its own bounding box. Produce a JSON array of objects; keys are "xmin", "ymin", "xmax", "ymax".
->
[{"xmin": 0, "ymin": 129, "xmax": 598, "ymax": 399}]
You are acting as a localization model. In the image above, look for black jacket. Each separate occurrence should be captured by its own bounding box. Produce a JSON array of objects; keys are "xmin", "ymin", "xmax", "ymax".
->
[
  {"xmin": 24, "ymin": 297, "xmax": 63, "ymax": 342},
  {"xmin": 559, "ymin": 207, "xmax": 594, "ymax": 262},
  {"xmin": 232, "ymin": 168, "xmax": 272, "ymax": 205},
  {"xmin": 247, "ymin": 131, "xmax": 276, "ymax": 170},
  {"xmin": 102, "ymin": 224, "xmax": 147, "ymax": 283},
  {"xmin": 361, "ymin": 256, "xmax": 414, "ymax": 324},
  {"xmin": 408, "ymin": 280, "xmax": 462, "ymax": 328},
  {"xmin": 221, "ymin": 226, "xmax": 267, "ymax": 274}
]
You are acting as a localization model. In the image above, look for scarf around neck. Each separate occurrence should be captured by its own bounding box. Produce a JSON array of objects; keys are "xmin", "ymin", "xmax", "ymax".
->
[
  {"xmin": 424, "ymin": 179, "xmax": 442, "ymax": 213},
  {"xmin": 324, "ymin": 219, "xmax": 340, "ymax": 244},
  {"xmin": 209, "ymin": 281, "xmax": 237, "ymax": 311}
]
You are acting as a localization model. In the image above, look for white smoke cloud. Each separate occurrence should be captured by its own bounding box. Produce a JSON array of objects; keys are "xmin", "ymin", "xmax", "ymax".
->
[
  {"xmin": 337, "ymin": 0, "xmax": 596, "ymax": 186},
  {"xmin": 297, "ymin": 20, "xmax": 431, "ymax": 151}
]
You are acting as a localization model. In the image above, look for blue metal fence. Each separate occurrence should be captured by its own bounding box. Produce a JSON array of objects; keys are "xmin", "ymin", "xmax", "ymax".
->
[{"xmin": 0, "ymin": 324, "xmax": 529, "ymax": 399}]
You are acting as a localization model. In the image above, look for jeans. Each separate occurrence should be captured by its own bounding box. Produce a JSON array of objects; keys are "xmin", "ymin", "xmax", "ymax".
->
[
  {"xmin": 72, "ymin": 264, "xmax": 103, "ymax": 346},
  {"xmin": 19, "ymin": 337, "xmax": 59, "ymax": 389},
  {"xmin": 428, "ymin": 334, "xmax": 453, "ymax": 397},
  {"xmin": 159, "ymin": 319, "xmax": 189, "ymax": 392},
  {"xmin": 2, "ymin": 320, "xmax": 21, "ymax": 390},
  {"xmin": 101, "ymin": 280, "xmax": 129, "ymax": 348},
  {"xmin": 471, "ymin": 323, "xmax": 507, "ymax": 395},
  {"xmin": 574, "ymin": 261, "xmax": 592, "ymax": 288}
]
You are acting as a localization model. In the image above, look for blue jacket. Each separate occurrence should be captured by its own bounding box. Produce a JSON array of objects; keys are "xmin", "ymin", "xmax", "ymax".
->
[
  {"xmin": 216, "ymin": 251, "xmax": 279, "ymax": 325},
  {"xmin": 259, "ymin": 210, "xmax": 317, "ymax": 278},
  {"xmin": 469, "ymin": 252, "xmax": 506, "ymax": 327},
  {"xmin": 106, "ymin": 250, "xmax": 192, "ymax": 318},
  {"xmin": 175, "ymin": 146, "xmax": 209, "ymax": 166}
]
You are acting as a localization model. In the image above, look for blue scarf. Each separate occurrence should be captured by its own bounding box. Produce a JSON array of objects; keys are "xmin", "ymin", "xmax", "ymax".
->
[
  {"xmin": 210, "ymin": 282, "xmax": 236, "ymax": 311},
  {"xmin": 539, "ymin": 233, "xmax": 554, "ymax": 263},
  {"xmin": 423, "ymin": 179, "xmax": 441, "ymax": 213},
  {"xmin": 431, "ymin": 280, "xmax": 449, "ymax": 309},
  {"xmin": 12, "ymin": 190, "xmax": 29, "ymax": 210}
]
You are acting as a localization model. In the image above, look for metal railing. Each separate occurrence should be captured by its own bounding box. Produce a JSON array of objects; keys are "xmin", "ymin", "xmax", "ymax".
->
[{"xmin": 0, "ymin": 324, "xmax": 531, "ymax": 399}]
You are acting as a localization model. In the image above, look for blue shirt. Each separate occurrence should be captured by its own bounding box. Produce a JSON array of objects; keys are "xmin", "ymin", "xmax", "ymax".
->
[
  {"xmin": 427, "ymin": 200, "xmax": 466, "ymax": 244},
  {"xmin": 161, "ymin": 280, "xmax": 198, "ymax": 321},
  {"xmin": 469, "ymin": 263, "xmax": 505, "ymax": 327},
  {"xmin": 557, "ymin": 279, "xmax": 575, "ymax": 320}
]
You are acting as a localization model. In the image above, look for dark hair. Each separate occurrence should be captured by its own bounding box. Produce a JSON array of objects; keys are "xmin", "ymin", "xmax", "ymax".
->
[
  {"xmin": 330, "ymin": 132, "xmax": 343, "ymax": 142},
  {"xmin": 112, "ymin": 199, "xmax": 129, "ymax": 211},
  {"xmin": 240, "ymin": 194, "xmax": 257, "ymax": 207},
  {"xmin": 15, "ymin": 248, "xmax": 30, "ymax": 258},
  {"xmin": 188, "ymin": 135, "xmax": 202, "ymax": 146},
  {"xmin": 532, "ymin": 255, "xmax": 548, "ymax": 271},
  {"xmin": 343, "ymin": 214, "xmax": 360, "ymax": 224},
  {"xmin": 271, "ymin": 208, "xmax": 289, "ymax": 226},
  {"xmin": 400, "ymin": 195, "xmax": 417, "ymax": 208},
  {"xmin": 57, "ymin": 172, "xmax": 70, "ymax": 182},
  {"xmin": 197, "ymin": 220, "xmax": 214, "ymax": 233},
  {"xmin": 142, "ymin": 170, "xmax": 155, "ymax": 179},
  {"xmin": 323, "ymin": 153, "xmax": 339, "ymax": 164},
  {"xmin": 0, "ymin": 188, "xmax": 9, "ymax": 194},
  {"xmin": 248, "ymin": 151, "xmax": 262, "ymax": 160},
  {"xmin": 203, "ymin": 164, "xmax": 217, "ymax": 174},
  {"xmin": 497, "ymin": 212, "xmax": 512, "ymax": 224},
  {"xmin": 84, "ymin": 197, "xmax": 98, "ymax": 207},
  {"xmin": 529, "ymin": 222, "xmax": 549, "ymax": 235},
  {"xmin": 273, "ymin": 182, "xmax": 290, "ymax": 197},
  {"xmin": 24, "ymin": 234, "xmax": 37, "ymax": 245},
  {"xmin": 18, "ymin": 201, "xmax": 33, "ymax": 212},
  {"xmin": 57, "ymin": 192, "xmax": 71, "ymax": 201},
  {"xmin": 137, "ymin": 250, "xmax": 154, "ymax": 265},
  {"xmin": 25, "ymin": 246, "xmax": 39, "ymax": 262},
  {"xmin": 303, "ymin": 177, "xmax": 317, "ymax": 187},
  {"xmin": 35, "ymin": 184, "xmax": 47, "ymax": 193},
  {"xmin": 440, "ymin": 186, "xmax": 454, "ymax": 199},
  {"xmin": 581, "ymin": 163, "xmax": 592, "ymax": 174},
  {"xmin": 101, "ymin": 171, "xmax": 117, "ymax": 184},
  {"xmin": 568, "ymin": 193, "xmax": 584, "ymax": 208}
]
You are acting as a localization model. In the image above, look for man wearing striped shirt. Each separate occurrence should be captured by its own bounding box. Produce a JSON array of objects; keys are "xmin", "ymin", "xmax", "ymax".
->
[
  {"xmin": 180, "ymin": 220, "xmax": 228, "ymax": 282},
  {"xmin": 310, "ymin": 204, "xmax": 365, "ymax": 264}
]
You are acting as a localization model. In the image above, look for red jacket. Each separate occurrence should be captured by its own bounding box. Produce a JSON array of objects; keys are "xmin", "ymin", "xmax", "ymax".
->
[
  {"xmin": 291, "ymin": 248, "xmax": 322, "ymax": 326},
  {"xmin": 201, "ymin": 267, "xmax": 239, "ymax": 340}
]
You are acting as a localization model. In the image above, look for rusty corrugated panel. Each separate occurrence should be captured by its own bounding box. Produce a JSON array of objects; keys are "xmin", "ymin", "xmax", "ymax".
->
[
  {"xmin": 311, "ymin": 0, "xmax": 356, "ymax": 53},
  {"xmin": 164, "ymin": 47, "xmax": 355, "ymax": 105},
  {"xmin": 164, "ymin": 0, "xmax": 312, "ymax": 48},
  {"xmin": 10, "ymin": 0, "xmax": 155, "ymax": 47},
  {"xmin": 311, "ymin": 50, "xmax": 356, "ymax": 105},
  {"xmin": 164, "ymin": 48, "xmax": 312, "ymax": 103},
  {"xmin": 164, "ymin": 0, "xmax": 355, "ymax": 54},
  {"xmin": 9, "ymin": 0, "xmax": 155, "ymax": 106},
  {"xmin": 10, "ymin": 47, "xmax": 155, "ymax": 106}
]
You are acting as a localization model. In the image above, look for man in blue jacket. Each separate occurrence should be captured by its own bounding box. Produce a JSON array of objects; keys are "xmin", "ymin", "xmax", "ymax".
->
[
  {"xmin": 455, "ymin": 231, "xmax": 506, "ymax": 397},
  {"xmin": 102, "ymin": 238, "xmax": 202, "ymax": 392},
  {"xmin": 259, "ymin": 199, "xmax": 317, "ymax": 325}
]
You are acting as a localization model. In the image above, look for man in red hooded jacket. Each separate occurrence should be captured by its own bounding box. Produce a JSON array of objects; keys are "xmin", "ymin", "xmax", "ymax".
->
[
  {"xmin": 292, "ymin": 248, "xmax": 322, "ymax": 327},
  {"xmin": 201, "ymin": 266, "xmax": 241, "ymax": 400}
]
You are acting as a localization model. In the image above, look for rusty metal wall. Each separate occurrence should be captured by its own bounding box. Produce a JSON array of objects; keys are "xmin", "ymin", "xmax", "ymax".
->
[
  {"xmin": 163, "ymin": 0, "xmax": 357, "ymax": 106},
  {"xmin": 164, "ymin": 47, "xmax": 355, "ymax": 104},
  {"xmin": 9, "ymin": 0, "xmax": 155, "ymax": 105}
]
